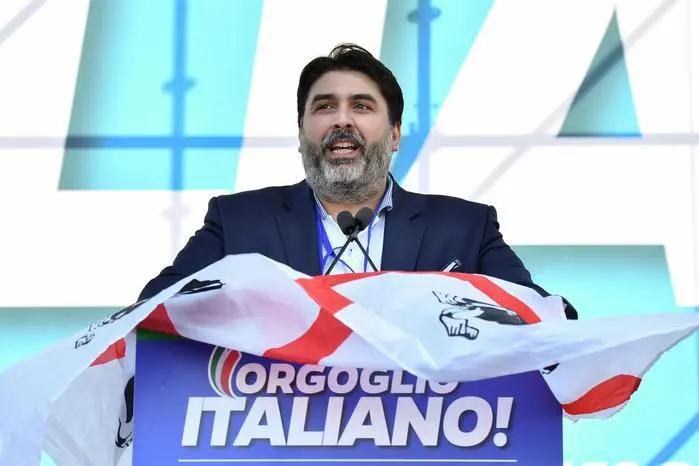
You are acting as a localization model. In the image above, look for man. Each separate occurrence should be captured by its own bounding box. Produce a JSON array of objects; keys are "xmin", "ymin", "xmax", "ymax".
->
[{"xmin": 138, "ymin": 43, "xmax": 577, "ymax": 319}]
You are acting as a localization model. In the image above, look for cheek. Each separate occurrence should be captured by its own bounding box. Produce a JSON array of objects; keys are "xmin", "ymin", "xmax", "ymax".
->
[
  {"xmin": 357, "ymin": 120, "xmax": 389, "ymax": 143},
  {"xmin": 300, "ymin": 127, "xmax": 320, "ymax": 145},
  {"xmin": 303, "ymin": 117, "xmax": 333, "ymax": 140}
]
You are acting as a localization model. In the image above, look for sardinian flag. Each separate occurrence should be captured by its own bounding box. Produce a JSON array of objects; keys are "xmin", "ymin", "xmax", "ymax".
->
[{"xmin": 1, "ymin": 253, "xmax": 699, "ymax": 466}]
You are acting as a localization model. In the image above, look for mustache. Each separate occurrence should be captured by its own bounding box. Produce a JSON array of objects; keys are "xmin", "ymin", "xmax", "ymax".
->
[{"xmin": 321, "ymin": 129, "xmax": 366, "ymax": 151}]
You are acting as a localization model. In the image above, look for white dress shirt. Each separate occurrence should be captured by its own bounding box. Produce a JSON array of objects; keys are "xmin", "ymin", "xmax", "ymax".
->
[{"xmin": 315, "ymin": 179, "xmax": 394, "ymax": 275}]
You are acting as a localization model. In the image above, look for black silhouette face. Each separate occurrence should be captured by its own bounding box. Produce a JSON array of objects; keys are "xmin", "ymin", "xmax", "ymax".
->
[
  {"xmin": 434, "ymin": 291, "xmax": 526, "ymax": 341},
  {"xmin": 434, "ymin": 292, "xmax": 526, "ymax": 325}
]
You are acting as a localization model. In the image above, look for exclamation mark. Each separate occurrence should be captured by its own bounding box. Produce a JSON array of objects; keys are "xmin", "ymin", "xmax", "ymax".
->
[{"xmin": 493, "ymin": 397, "xmax": 514, "ymax": 447}]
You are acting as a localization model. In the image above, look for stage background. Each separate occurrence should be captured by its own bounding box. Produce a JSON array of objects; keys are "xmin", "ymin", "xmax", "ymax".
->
[{"xmin": 0, "ymin": 1, "xmax": 697, "ymax": 465}]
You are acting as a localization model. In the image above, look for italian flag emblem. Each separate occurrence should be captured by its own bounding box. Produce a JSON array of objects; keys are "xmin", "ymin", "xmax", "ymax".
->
[{"xmin": 208, "ymin": 347, "xmax": 241, "ymax": 397}]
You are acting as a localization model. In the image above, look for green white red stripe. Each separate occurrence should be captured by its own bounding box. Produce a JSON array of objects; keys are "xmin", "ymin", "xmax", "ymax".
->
[{"xmin": 208, "ymin": 347, "xmax": 241, "ymax": 397}]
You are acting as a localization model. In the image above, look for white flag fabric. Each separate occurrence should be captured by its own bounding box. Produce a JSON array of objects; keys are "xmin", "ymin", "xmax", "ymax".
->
[{"xmin": 1, "ymin": 253, "xmax": 699, "ymax": 465}]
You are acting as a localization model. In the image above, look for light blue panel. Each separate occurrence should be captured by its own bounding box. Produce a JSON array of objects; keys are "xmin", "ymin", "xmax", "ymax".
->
[
  {"xmin": 60, "ymin": 0, "xmax": 175, "ymax": 190},
  {"xmin": 673, "ymin": 434, "xmax": 699, "ymax": 466},
  {"xmin": 514, "ymin": 245, "xmax": 698, "ymax": 464},
  {"xmin": 183, "ymin": 149, "xmax": 238, "ymax": 189},
  {"xmin": 558, "ymin": 12, "xmax": 641, "ymax": 137},
  {"xmin": 60, "ymin": 149, "xmax": 173, "ymax": 190},
  {"xmin": 59, "ymin": 0, "xmax": 263, "ymax": 190},
  {"xmin": 59, "ymin": 148, "xmax": 242, "ymax": 190},
  {"xmin": 66, "ymin": 0, "xmax": 173, "ymax": 136},
  {"xmin": 185, "ymin": 0, "xmax": 262, "ymax": 135},
  {"xmin": 381, "ymin": 0, "xmax": 494, "ymax": 181}
]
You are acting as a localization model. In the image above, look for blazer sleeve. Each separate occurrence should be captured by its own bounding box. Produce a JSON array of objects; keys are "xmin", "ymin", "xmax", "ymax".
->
[
  {"xmin": 138, "ymin": 196, "xmax": 226, "ymax": 301},
  {"xmin": 477, "ymin": 205, "xmax": 578, "ymax": 319}
]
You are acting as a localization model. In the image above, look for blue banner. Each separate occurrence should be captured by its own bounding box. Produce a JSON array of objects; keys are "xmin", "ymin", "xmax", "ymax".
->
[{"xmin": 133, "ymin": 338, "xmax": 562, "ymax": 465}]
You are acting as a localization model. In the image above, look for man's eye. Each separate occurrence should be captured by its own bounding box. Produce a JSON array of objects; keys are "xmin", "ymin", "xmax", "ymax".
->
[
  {"xmin": 355, "ymin": 103, "xmax": 369, "ymax": 110},
  {"xmin": 316, "ymin": 104, "xmax": 332, "ymax": 110}
]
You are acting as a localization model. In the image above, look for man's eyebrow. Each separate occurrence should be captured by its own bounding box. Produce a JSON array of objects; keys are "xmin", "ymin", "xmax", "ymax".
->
[
  {"xmin": 310, "ymin": 93, "xmax": 336, "ymax": 105},
  {"xmin": 309, "ymin": 93, "xmax": 379, "ymax": 105},
  {"xmin": 351, "ymin": 93, "xmax": 378, "ymax": 104}
]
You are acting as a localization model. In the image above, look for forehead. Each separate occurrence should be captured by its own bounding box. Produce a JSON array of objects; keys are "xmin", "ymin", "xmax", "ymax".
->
[{"xmin": 307, "ymin": 70, "xmax": 385, "ymax": 104}]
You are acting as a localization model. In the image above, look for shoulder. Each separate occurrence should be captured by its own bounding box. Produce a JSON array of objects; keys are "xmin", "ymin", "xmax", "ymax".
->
[
  {"xmin": 423, "ymin": 192, "xmax": 491, "ymax": 213},
  {"xmin": 210, "ymin": 180, "xmax": 307, "ymax": 211},
  {"xmin": 396, "ymin": 183, "xmax": 494, "ymax": 220}
]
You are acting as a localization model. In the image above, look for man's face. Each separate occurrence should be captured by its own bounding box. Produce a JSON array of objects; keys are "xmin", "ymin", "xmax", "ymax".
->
[{"xmin": 299, "ymin": 70, "xmax": 401, "ymax": 204}]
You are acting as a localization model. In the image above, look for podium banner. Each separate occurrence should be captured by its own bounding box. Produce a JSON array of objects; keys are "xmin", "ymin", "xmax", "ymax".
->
[
  {"xmin": 2, "ymin": 253, "xmax": 699, "ymax": 466},
  {"xmin": 133, "ymin": 336, "xmax": 563, "ymax": 465}
]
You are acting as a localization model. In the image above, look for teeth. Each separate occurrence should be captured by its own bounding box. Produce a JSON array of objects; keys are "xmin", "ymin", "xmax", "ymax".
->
[
  {"xmin": 330, "ymin": 140, "xmax": 357, "ymax": 150},
  {"xmin": 332, "ymin": 148, "xmax": 355, "ymax": 154}
]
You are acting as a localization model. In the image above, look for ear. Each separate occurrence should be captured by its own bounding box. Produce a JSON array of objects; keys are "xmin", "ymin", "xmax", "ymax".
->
[{"xmin": 391, "ymin": 122, "xmax": 402, "ymax": 152}]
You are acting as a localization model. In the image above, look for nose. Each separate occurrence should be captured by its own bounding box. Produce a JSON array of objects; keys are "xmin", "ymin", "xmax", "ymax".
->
[{"xmin": 332, "ymin": 105, "xmax": 355, "ymax": 129}]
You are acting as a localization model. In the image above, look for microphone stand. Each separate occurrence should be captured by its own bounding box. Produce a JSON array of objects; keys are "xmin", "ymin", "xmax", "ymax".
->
[
  {"xmin": 324, "ymin": 207, "xmax": 380, "ymax": 275},
  {"xmin": 351, "ymin": 236, "xmax": 378, "ymax": 272},
  {"xmin": 324, "ymin": 229, "xmax": 359, "ymax": 275}
]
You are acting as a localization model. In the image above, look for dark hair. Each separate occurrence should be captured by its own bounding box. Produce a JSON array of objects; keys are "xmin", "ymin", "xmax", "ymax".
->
[{"xmin": 296, "ymin": 43, "xmax": 404, "ymax": 127}]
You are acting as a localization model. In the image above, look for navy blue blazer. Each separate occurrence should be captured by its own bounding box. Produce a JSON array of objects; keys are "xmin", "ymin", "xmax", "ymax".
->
[{"xmin": 138, "ymin": 179, "xmax": 576, "ymax": 319}]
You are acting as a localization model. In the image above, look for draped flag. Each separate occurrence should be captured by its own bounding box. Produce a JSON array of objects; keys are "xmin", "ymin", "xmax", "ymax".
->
[{"xmin": 1, "ymin": 253, "xmax": 699, "ymax": 465}]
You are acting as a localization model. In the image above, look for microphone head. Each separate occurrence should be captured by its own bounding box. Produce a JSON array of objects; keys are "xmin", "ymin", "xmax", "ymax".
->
[
  {"xmin": 354, "ymin": 207, "xmax": 374, "ymax": 231},
  {"xmin": 336, "ymin": 211, "xmax": 356, "ymax": 235}
]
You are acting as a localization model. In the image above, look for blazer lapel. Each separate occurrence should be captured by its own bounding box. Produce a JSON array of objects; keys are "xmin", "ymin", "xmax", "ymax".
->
[
  {"xmin": 381, "ymin": 181, "xmax": 426, "ymax": 271},
  {"xmin": 275, "ymin": 181, "xmax": 322, "ymax": 276}
]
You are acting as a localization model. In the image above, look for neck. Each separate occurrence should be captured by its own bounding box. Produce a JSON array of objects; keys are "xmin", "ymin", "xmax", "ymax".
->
[{"xmin": 319, "ymin": 189, "xmax": 385, "ymax": 220}]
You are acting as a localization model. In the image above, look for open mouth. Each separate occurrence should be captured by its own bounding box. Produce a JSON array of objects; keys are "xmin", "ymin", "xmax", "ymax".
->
[{"xmin": 326, "ymin": 139, "xmax": 361, "ymax": 157}]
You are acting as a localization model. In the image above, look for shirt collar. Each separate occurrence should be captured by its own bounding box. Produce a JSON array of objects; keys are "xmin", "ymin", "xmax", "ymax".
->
[{"xmin": 314, "ymin": 177, "xmax": 394, "ymax": 220}]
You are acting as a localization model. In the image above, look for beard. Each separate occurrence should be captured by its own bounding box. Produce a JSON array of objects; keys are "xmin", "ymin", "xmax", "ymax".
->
[{"xmin": 300, "ymin": 128, "xmax": 393, "ymax": 205}]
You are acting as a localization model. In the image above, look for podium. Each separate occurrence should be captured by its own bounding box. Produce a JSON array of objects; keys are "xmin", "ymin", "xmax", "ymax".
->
[{"xmin": 132, "ymin": 330, "xmax": 563, "ymax": 465}]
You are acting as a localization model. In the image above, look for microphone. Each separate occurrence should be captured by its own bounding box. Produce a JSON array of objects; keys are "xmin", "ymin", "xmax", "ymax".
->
[
  {"xmin": 350, "ymin": 207, "xmax": 378, "ymax": 272},
  {"xmin": 337, "ymin": 211, "xmax": 356, "ymax": 236},
  {"xmin": 324, "ymin": 211, "xmax": 360, "ymax": 275},
  {"xmin": 323, "ymin": 208, "xmax": 378, "ymax": 275},
  {"xmin": 354, "ymin": 207, "xmax": 374, "ymax": 231}
]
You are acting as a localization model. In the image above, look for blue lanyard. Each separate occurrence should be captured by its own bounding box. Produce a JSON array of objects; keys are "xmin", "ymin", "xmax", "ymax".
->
[
  {"xmin": 315, "ymin": 183, "xmax": 391, "ymax": 274},
  {"xmin": 315, "ymin": 205, "xmax": 375, "ymax": 274}
]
